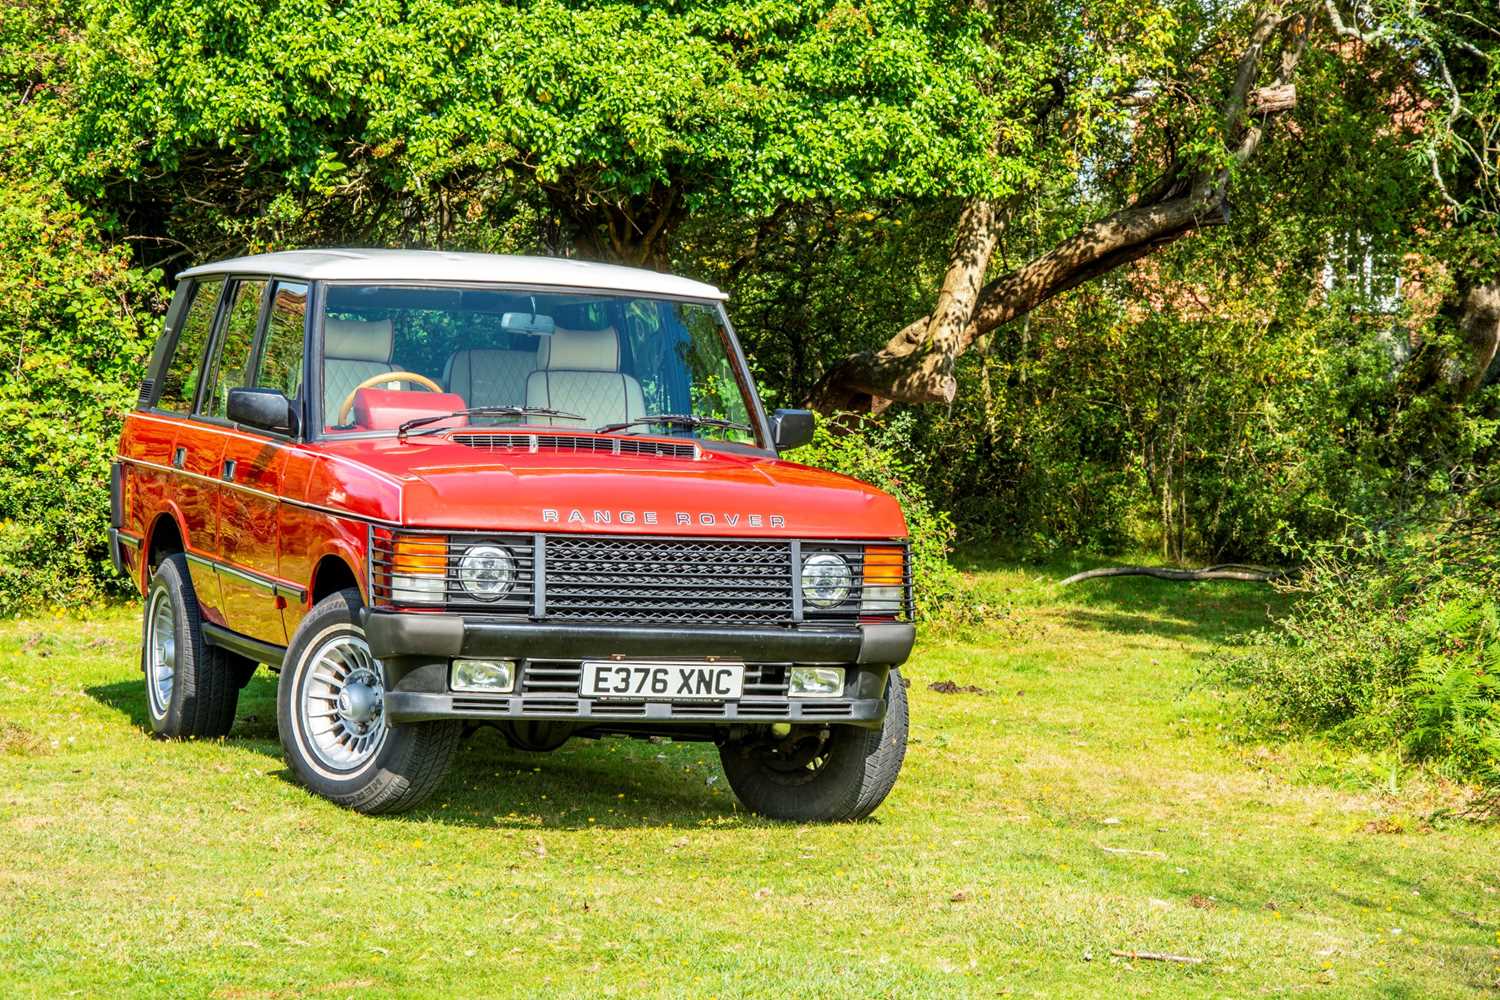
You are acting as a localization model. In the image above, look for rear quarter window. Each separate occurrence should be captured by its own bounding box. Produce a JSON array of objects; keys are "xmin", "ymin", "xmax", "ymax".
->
[{"xmin": 156, "ymin": 278, "xmax": 223, "ymax": 413}]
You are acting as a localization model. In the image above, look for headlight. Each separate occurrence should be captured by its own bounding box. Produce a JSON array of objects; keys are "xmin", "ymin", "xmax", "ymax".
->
[
  {"xmin": 450, "ymin": 658, "xmax": 516, "ymax": 693},
  {"xmin": 788, "ymin": 666, "xmax": 845, "ymax": 698},
  {"xmin": 458, "ymin": 544, "xmax": 515, "ymax": 602},
  {"xmin": 801, "ymin": 552, "xmax": 852, "ymax": 608}
]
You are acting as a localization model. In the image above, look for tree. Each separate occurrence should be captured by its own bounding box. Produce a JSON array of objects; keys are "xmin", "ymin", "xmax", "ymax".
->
[
  {"xmin": 34, "ymin": 0, "xmax": 1026, "ymax": 268},
  {"xmin": 810, "ymin": 0, "xmax": 1500, "ymax": 413}
]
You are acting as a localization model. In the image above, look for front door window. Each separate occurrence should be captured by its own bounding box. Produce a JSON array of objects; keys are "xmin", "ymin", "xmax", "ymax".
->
[{"xmin": 256, "ymin": 281, "xmax": 308, "ymax": 400}]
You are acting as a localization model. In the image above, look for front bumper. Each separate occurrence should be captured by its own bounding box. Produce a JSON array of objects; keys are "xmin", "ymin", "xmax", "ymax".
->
[{"xmin": 362, "ymin": 611, "xmax": 914, "ymax": 728}]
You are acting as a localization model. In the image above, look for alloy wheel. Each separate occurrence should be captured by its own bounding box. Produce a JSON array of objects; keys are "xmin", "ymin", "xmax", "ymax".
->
[{"xmin": 297, "ymin": 633, "xmax": 389, "ymax": 771}]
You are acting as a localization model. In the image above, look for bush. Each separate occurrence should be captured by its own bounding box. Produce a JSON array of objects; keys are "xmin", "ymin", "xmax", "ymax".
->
[
  {"xmin": 1223, "ymin": 488, "xmax": 1500, "ymax": 785},
  {"xmin": 792, "ymin": 411, "xmax": 967, "ymax": 623},
  {"xmin": 0, "ymin": 175, "xmax": 161, "ymax": 614}
]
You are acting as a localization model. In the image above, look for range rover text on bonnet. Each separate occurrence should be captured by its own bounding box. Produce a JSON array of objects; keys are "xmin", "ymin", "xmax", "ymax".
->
[{"xmin": 112, "ymin": 250, "xmax": 913, "ymax": 821}]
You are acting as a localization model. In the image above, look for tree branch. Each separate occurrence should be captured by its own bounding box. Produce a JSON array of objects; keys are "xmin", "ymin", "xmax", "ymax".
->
[{"xmin": 809, "ymin": 6, "xmax": 1306, "ymax": 412}]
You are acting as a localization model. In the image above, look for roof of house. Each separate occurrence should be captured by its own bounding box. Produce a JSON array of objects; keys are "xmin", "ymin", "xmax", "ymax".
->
[{"xmin": 177, "ymin": 249, "xmax": 727, "ymax": 300}]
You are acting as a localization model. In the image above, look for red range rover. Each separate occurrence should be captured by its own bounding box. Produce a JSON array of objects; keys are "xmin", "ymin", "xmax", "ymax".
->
[{"xmin": 112, "ymin": 250, "xmax": 912, "ymax": 821}]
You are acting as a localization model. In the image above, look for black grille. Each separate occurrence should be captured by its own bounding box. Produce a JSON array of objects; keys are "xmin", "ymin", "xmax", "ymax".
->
[
  {"xmin": 450, "ymin": 432, "xmax": 697, "ymax": 459},
  {"xmin": 543, "ymin": 536, "xmax": 794, "ymax": 625},
  {"xmin": 136, "ymin": 377, "xmax": 155, "ymax": 408}
]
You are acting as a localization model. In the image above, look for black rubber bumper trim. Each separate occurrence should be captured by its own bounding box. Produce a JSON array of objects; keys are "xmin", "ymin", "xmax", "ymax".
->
[
  {"xmin": 362, "ymin": 612, "xmax": 915, "ymax": 666},
  {"xmin": 858, "ymin": 622, "xmax": 916, "ymax": 665},
  {"xmin": 384, "ymin": 691, "xmax": 887, "ymax": 727},
  {"xmin": 108, "ymin": 527, "xmax": 124, "ymax": 577},
  {"xmin": 109, "ymin": 528, "xmax": 142, "ymax": 578}
]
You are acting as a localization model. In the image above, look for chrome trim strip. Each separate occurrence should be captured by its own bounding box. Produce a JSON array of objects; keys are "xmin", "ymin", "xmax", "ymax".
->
[
  {"xmin": 276, "ymin": 581, "xmax": 309, "ymax": 603},
  {"xmin": 216, "ymin": 560, "xmax": 279, "ymax": 594},
  {"xmin": 122, "ymin": 414, "xmax": 409, "ymax": 491},
  {"xmin": 183, "ymin": 548, "xmax": 307, "ymax": 603},
  {"xmin": 117, "ymin": 532, "xmax": 143, "ymax": 550},
  {"xmin": 115, "ymin": 455, "xmax": 397, "ymax": 527}
]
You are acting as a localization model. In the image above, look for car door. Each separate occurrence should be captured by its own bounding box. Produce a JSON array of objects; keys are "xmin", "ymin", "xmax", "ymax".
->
[
  {"xmin": 198, "ymin": 277, "xmax": 285, "ymax": 641},
  {"xmin": 219, "ymin": 278, "xmax": 311, "ymax": 644}
]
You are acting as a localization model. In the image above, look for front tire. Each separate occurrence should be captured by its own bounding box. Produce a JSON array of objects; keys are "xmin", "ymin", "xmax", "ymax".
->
[
  {"xmin": 719, "ymin": 666, "xmax": 908, "ymax": 822},
  {"xmin": 277, "ymin": 588, "xmax": 460, "ymax": 814},
  {"xmin": 142, "ymin": 554, "xmax": 241, "ymax": 739}
]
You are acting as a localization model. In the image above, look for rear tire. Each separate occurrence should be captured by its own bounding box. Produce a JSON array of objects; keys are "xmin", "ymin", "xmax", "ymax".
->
[
  {"xmin": 277, "ymin": 588, "xmax": 460, "ymax": 814},
  {"xmin": 719, "ymin": 666, "xmax": 908, "ymax": 822},
  {"xmin": 142, "ymin": 554, "xmax": 241, "ymax": 739}
]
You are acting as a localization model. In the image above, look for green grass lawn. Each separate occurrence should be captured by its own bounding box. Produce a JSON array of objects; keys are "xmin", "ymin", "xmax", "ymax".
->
[{"xmin": 1, "ymin": 558, "xmax": 1496, "ymax": 998}]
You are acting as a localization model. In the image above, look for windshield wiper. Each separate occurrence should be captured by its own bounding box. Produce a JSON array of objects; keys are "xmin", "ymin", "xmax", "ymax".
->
[
  {"xmin": 595, "ymin": 413, "xmax": 753, "ymax": 436},
  {"xmin": 398, "ymin": 405, "xmax": 585, "ymax": 439}
]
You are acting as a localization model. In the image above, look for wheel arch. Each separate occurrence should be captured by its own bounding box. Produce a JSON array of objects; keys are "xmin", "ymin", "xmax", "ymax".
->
[
  {"xmin": 142, "ymin": 510, "xmax": 186, "ymax": 589},
  {"xmin": 310, "ymin": 553, "xmax": 362, "ymax": 606}
]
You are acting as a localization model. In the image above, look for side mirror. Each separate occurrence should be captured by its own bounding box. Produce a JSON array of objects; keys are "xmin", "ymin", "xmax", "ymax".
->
[
  {"xmin": 227, "ymin": 387, "xmax": 299, "ymax": 436},
  {"xmin": 770, "ymin": 408, "xmax": 815, "ymax": 451}
]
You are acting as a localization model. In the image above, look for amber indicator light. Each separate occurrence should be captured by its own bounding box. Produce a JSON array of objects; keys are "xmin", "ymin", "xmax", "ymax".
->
[
  {"xmin": 392, "ymin": 535, "xmax": 448, "ymax": 574},
  {"xmin": 862, "ymin": 545, "xmax": 905, "ymax": 586}
]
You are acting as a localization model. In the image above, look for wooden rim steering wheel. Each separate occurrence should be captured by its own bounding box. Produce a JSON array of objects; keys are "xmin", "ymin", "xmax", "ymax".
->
[{"xmin": 337, "ymin": 371, "xmax": 444, "ymax": 424}]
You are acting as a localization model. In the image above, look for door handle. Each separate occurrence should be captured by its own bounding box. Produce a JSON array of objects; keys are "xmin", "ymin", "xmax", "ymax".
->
[
  {"xmin": 171, "ymin": 446, "xmax": 186, "ymax": 470},
  {"xmin": 221, "ymin": 459, "xmax": 237, "ymax": 483}
]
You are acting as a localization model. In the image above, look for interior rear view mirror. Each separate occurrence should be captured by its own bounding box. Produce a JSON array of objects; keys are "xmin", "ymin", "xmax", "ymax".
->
[{"xmin": 502, "ymin": 312, "xmax": 556, "ymax": 336}]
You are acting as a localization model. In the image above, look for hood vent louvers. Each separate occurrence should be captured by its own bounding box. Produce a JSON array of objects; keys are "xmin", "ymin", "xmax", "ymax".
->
[{"xmin": 449, "ymin": 432, "xmax": 699, "ymax": 460}]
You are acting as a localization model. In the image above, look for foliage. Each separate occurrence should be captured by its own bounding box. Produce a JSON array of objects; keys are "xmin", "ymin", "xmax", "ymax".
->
[
  {"xmin": 32, "ymin": 0, "xmax": 1027, "ymax": 260},
  {"xmin": 0, "ymin": 173, "xmax": 161, "ymax": 614},
  {"xmin": 1223, "ymin": 485, "xmax": 1500, "ymax": 785},
  {"xmin": 791, "ymin": 411, "xmax": 965, "ymax": 623},
  {"xmin": 1, "ymin": 0, "xmax": 1498, "ymax": 627}
]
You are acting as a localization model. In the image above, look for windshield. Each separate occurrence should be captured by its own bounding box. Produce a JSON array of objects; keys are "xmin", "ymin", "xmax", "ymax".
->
[{"xmin": 318, "ymin": 285, "xmax": 759, "ymax": 444}]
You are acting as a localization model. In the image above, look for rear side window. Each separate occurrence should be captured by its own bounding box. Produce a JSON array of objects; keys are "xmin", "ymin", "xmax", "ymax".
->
[
  {"xmin": 255, "ymin": 281, "xmax": 308, "ymax": 399},
  {"xmin": 201, "ymin": 279, "xmax": 267, "ymax": 419},
  {"xmin": 157, "ymin": 279, "xmax": 221, "ymax": 412}
]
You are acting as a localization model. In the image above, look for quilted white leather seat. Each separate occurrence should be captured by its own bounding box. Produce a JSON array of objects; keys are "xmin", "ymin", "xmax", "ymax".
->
[
  {"xmin": 323, "ymin": 318, "xmax": 396, "ymax": 422},
  {"xmin": 524, "ymin": 327, "xmax": 644, "ymax": 429},
  {"xmin": 443, "ymin": 348, "xmax": 538, "ymax": 410}
]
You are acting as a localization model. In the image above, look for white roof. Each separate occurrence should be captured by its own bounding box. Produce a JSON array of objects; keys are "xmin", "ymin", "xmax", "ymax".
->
[{"xmin": 177, "ymin": 249, "xmax": 727, "ymax": 300}]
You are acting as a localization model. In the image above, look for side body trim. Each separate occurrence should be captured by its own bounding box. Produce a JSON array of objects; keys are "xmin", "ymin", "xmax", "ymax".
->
[
  {"xmin": 203, "ymin": 622, "xmax": 288, "ymax": 667},
  {"xmin": 184, "ymin": 549, "xmax": 308, "ymax": 603},
  {"xmin": 116, "ymin": 455, "xmax": 397, "ymax": 527}
]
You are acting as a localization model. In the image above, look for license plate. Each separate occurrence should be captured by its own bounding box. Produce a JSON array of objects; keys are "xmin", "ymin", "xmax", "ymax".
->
[{"xmin": 580, "ymin": 660, "xmax": 744, "ymax": 701}]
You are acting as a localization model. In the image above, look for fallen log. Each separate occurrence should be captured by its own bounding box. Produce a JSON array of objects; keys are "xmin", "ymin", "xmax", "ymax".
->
[{"xmin": 1059, "ymin": 563, "xmax": 1287, "ymax": 586}]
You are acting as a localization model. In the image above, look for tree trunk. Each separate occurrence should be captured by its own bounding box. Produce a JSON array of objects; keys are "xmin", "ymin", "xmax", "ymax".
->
[
  {"xmin": 1455, "ymin": 280, "xmax": 1500, "ymax": 397},
  {"xmin": 812, "ymin": 197, "xmax": 1001, "ymax": 412},
  {"xmin": 809, "ymin": 7, "xmax": 1304, "ymax": 413},
  {"xmin": 1400, "ymin": 277, "xmax": 1500, "ymax": 403}
]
